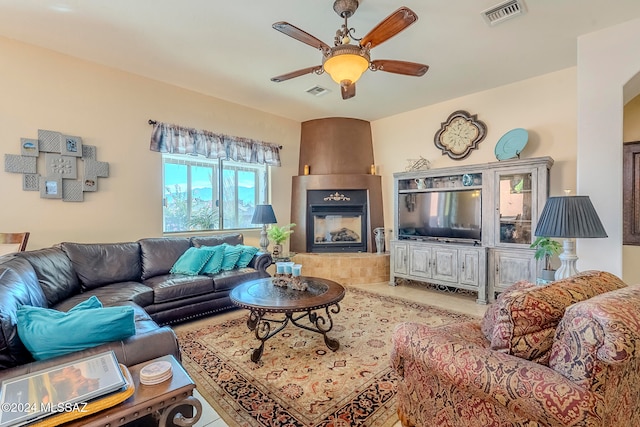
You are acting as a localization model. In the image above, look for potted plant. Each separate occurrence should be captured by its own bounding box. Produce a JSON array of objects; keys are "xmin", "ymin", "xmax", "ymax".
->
[
  {"xmin": 530, "ymin": 236, "xmax": 562, "ymax": 282},
  {"xmin": 267, "ymin": 223, "xmax": 296, "ymax": 257}
]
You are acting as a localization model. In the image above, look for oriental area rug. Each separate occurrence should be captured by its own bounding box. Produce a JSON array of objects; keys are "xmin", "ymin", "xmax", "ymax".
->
[{"xmin": 176, "ymin": 288, "xmax": 476, "ymax": 427}]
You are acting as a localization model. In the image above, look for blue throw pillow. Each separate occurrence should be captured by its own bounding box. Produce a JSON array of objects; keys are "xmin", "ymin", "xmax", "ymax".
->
[
  {"xmin": 236, "ymin": 245, "xmax": 259, "ymax": 268},
  {"xmin": 220, "ymin": 244, "xmax": 244, "ymax": 271},
  {"xmin": 170, "ymin": 247, "xmax": 214, "ymax": 275},
  {"xmin": 17, "ymin": 298, "xmax": 135, "ymax": 361},
  {"xmin": 200, "ymin": 245, "xmax": 225, "ymax": 275},
  {"xmin": 68, "ymin": 295, "xmax": 103, "ymax": 311}
]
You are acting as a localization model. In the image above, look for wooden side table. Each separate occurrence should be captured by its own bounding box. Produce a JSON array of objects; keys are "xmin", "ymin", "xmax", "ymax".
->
[{"xmin": 62, "ymin": 355, "xmax": 201, "ymax": 427}]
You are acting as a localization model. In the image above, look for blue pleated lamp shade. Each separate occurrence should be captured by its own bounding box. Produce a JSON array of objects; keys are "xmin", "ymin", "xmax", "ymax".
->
[
  {"xmin": 251, "ymin": 204, "xmax": 278, "ymax": 225},
  {"xmin": 534, "ymin": 196, "xmax": 607, "ymax": 238}
]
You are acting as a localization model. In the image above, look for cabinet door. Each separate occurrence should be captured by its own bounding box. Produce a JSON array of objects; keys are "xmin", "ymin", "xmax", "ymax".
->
[
  {"xmin": 495, "ymin": 169, "xmax": 537, "ymax": 246},
  {"xmin": 431, "ymin": 247, "xmax": 458, "ymax": 283},
  {"xmin": 491, "ymin": 249, "xmax": 536, "ymax": 295},
  {"xmin": 459, "ymin": 249, "xmax": 480, "ymax": 287},
  {"xmin": 409, "ymin": 245, "xmax": 432, "ymax": 279},
  {"xmin": 391, "ymin": 242, "xmax": 408, "ymax": 275}
]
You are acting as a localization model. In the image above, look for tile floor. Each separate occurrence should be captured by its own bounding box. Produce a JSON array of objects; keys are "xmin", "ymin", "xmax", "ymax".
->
[{"xmin": 190, "ymin": 280, "xmax": 489, "ymax": 427}]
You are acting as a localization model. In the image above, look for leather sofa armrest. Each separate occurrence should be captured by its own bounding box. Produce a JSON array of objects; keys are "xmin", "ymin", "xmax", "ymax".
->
[
  {"xmin": 248, "ymin": 251, "xmax": 272, "ymax": 274},
  {"xmin": 392, "ymin": 322, "xmax": 602, "ymax": 427}
]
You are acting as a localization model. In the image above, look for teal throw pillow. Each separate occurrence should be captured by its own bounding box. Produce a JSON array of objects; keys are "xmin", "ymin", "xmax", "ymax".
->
[
  {"xmin": 200, "ymin": 245, "xmax": 225, "ymax": 275},
  {"xmin": 236, "ymin": 245, "xmax": 259, "ymax": 268},
  {"xmin": 17, "ymin": 298, "xmax": 135, "ymax": 361},
  {"xmin": 170, "ymin": 247, "xmax": 214, "ymax": 275},
  {"xmin": 68, "ymin": 295, "xmax": 103, "ymax": 311},
  {"xmin": 220, "ymin": 244, "xmax": 244, "ymax": 271}
]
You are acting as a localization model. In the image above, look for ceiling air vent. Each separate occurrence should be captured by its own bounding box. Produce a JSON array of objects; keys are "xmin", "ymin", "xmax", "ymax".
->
[
  {"xmin": 482, "ymin": 0, "xmax": 527, "ymax": 26},
  {"xmin": 306, "ymin": 85, "xmax": 331, "ymax": 97}
]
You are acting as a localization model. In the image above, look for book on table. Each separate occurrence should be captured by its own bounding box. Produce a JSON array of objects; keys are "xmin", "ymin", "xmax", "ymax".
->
[{"xmin": 0, "ymin": 350, "xmax": 127, "ymax": 427}]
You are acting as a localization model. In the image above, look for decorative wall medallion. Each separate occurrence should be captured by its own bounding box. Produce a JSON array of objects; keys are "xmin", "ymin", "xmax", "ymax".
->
[
  {"xmin": 434, "ymin": 110, "xmax": 487, "ymax": 160},
  {"xmin": 4, "ymin": 129, "xmax": 110, "ymax": 202}
]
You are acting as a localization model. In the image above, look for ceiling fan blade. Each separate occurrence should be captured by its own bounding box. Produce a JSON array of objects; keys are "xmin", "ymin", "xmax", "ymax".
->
[
  {"xmin": 271, "ymin": 66, "xmax": 323, "ymax": 83},
  {"xmin": 370, "ymin": 60, "xmax": 429, "ymax": 76},
  {"xmin": 272, "ymin": 22, "xmax": 331, "ymax": 52},
  {"xmin": 341, "ymin": 82, "xmax": 356, "ymax": 100},
  {"xmin": 359, "ymin": 7, "xmax": 418, "ymax": 49}
]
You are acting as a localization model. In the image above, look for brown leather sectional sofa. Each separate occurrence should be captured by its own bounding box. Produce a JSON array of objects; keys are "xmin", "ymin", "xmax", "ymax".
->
[{"xmin": 0, "ymin": 233, "xmax": 271, "ymax": 380}]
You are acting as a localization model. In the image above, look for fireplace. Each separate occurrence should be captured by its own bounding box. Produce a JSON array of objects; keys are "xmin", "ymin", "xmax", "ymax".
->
[
  {"xmin": 290, "ymin": 117, "xmax": 384, "ymax": 254},
  {"xmin": 307, "ymin": 190, "xmax": 367, "ymax": 252}
]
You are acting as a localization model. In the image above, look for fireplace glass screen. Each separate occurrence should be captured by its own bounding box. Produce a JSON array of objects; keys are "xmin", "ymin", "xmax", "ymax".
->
[
  {"xmin": 313, "ymin": 214, "xmax": 362, "ymax": 245},
  {"xmin": 307, "ymin": 190, "xmax": 368, "ymax": 253}
]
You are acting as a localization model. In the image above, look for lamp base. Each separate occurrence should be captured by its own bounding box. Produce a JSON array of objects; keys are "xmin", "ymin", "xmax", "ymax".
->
[
  {"xmin": 259, "ymin": 224, "xmax": 270, "ymax": 253},
  {"xmin": 555, "ymin": 238, "xmax": 579, "ymax": 280}
]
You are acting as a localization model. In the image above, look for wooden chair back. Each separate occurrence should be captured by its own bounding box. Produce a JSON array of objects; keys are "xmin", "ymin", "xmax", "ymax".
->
[{"xmin": 0, "ymin": 232, "xmax": 30, "ymax": 253}]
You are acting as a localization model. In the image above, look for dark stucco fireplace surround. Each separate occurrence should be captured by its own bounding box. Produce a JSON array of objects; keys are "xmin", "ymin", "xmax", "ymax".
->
[{"xmin": 290, "ymin": 117, "xmax": 384, "ymax": 254}]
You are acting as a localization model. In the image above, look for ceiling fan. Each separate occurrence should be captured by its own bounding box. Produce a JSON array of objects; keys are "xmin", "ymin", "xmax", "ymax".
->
[{"xmin": 271, "ymin": 0, "xmax": 429, "ymax": 100}]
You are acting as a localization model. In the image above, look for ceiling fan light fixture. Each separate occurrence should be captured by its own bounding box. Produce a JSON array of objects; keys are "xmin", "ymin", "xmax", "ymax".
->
[{"xmin": 323, "ymin": 45, "xmax": 370, "ymax": 85}]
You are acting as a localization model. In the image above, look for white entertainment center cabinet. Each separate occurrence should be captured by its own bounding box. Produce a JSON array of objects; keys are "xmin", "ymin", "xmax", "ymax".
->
[{"xmin": 390, "ymin": 156, "xmax": 553, "ymax": 303}]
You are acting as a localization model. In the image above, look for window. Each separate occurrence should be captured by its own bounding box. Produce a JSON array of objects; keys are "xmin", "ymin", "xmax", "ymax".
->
[{"xmin": 162, "ymin": 154, "xmax": 267, "ymax": 233}]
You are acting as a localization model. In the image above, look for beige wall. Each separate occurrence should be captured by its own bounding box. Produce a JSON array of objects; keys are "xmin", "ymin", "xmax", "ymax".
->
[
  {"xmin": 371, "ymin": 68, "xmax": 578, "ymax": 240},
  {"xmin": 578, "ymin": 17, "xmax": 640, "ymax": 279},
  {"xmin": 0, "ymin": 37, "xmax": 300, "ymax": 250}
]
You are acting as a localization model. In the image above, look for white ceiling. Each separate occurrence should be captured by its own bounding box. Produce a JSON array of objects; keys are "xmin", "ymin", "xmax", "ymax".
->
[{"xmin": 1, "ymin": 0, "xmax": 640, "ymax": 122}]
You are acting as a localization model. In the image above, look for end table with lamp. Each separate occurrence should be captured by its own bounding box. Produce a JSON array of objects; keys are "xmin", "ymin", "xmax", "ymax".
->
[{"xmin": 251, "ymin": 204, "xmax": 278, "ymax": 253}]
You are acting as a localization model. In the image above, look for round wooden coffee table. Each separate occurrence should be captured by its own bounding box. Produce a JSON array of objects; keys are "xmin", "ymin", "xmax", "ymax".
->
[{"xmin": 230, "ymin": 276, "xmax": 345, "ymax": 362}]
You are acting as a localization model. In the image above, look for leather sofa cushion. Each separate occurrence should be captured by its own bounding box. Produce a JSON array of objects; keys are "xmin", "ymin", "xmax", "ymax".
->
[
  {"xmin": 139, "ymin": 237, "xmax": 191, "ymax": 280},
  {"xmin": 213, "ymin": 268, "xmax": 263, "ymax": 292},
  {"xmin": 61, "ymin": 242, "xmax": 142, "ymax": 290},
  {"xmin": 52, "ymin": 282, "xmax": 154, "ymax": 311},
  {"xmin": 491, "ymin": 270, "xmax": 627, "ymax": 365},
  {"xmin": 143, "ymin": 274, "xmax": 214, "ymax": 304},
  {"xmin": 191, "ymin": 233, "xmax": 244, "ymax": 248},
  {"xmin": 17, "ymin": 246, "xmax": 81, "ymax": 306},
  {"xmin": 0, "ymin": 257, "xmax": 47, "ymax": 369}
]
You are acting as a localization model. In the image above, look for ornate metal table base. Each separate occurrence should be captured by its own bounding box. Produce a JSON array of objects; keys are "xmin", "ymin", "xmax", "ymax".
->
[
  {"xmin": 156, "ymin": 395, "xmax": 202, "ymax": 427},
  {"xmin": 247, "ymin": 303, "xmax": 341, "ymax": 362},
  {"xmin": 230, "ymin": 277, "xmax": 346, "ymax": 363}
]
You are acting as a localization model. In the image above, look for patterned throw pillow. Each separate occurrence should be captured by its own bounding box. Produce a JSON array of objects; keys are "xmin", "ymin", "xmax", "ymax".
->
[
  {"xmin": 169, "ymin": 247, "xmax": 214, "ymax": 275},
  {"xmin": 490, "ymin": 270, "xmax": 627, "ymax": 365},
  {"xmin": 235, "ymin": 245, "xmax": 259, "ymax": 268},
  {"xmin": 480, "ymin": 280, "xmax": 535, "ymax": 341}
]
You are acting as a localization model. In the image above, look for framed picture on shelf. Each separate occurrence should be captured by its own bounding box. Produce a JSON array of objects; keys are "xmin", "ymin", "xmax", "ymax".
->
[{"xmin": 0, "ymin": 351, "xmax": 126, "ymax": 427}]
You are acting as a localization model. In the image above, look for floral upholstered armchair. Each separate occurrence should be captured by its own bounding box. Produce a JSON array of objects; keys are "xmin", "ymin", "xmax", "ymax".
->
[{"xmin": 391, "ymin": 271, "xmax": 640, "ymax": 427}]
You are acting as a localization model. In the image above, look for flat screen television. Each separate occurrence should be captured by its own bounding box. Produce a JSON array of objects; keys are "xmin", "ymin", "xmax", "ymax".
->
[{"xmin": 398, "ymin": 189, "xmax": 482, "ymax": 242}]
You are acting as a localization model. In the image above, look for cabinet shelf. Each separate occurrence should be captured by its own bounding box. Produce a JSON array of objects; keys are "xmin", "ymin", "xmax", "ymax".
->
[{"xmin": 399, "ymin": 186, "xmax": 482, "ymax": 194}]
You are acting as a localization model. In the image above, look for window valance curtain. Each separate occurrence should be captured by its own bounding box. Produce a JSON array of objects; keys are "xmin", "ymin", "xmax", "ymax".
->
[{"xmin": 149, "ymin": 121, "xmax": 281, "ymax": 166}]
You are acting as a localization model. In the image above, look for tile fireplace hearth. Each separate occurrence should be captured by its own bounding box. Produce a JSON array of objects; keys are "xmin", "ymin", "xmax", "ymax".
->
[{"xmin": 292, "ymin": 252, "xmax": 390, "ymax": 286}]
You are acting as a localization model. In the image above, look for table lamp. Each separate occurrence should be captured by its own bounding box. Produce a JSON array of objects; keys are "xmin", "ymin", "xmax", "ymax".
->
[
  {"xmin": 251, "ymin": 204, "xmax": 278, "ymax": 253},
  {"xmin": 534, "ymin": 195, "xmax": 607, "ymax": 280}
]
